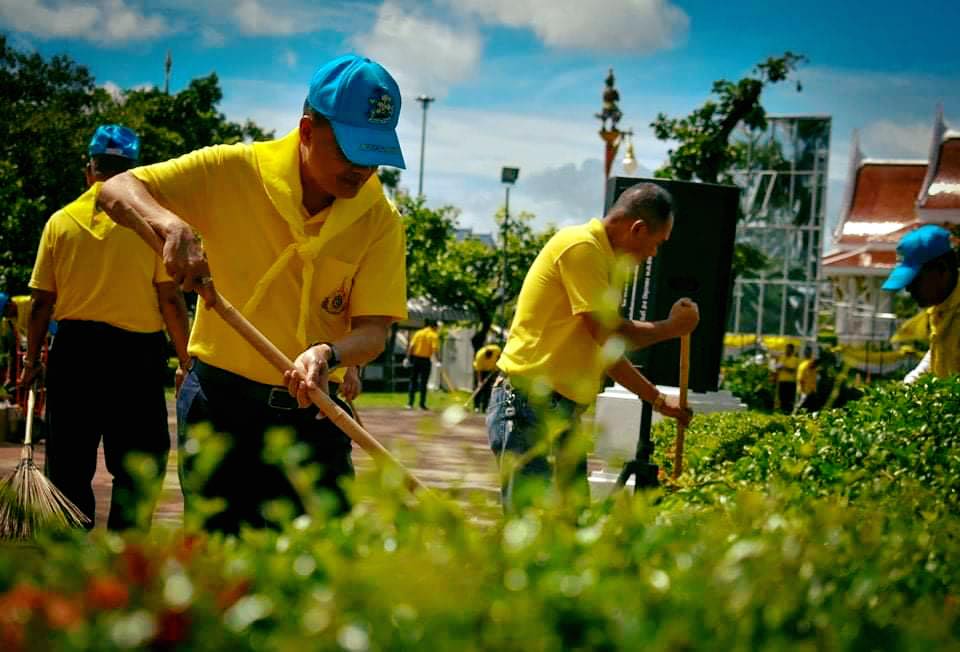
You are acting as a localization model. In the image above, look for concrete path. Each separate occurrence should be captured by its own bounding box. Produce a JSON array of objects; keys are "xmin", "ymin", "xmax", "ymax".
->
[{"xmin": 0, "ymin": 401, "xmax": 503, "ymax": 529}]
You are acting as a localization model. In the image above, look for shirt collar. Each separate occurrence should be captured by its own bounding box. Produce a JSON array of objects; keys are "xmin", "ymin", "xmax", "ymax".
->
[
  {"xmin": 61, "ymin": 182, "xmax": 115, "ymax": 240},
  {"xmin": 932, "ymin": 278, "xmax": 960, "ymax": 320},
  {"xmin": 588, "ymin": 218, "xmax": 614, "ymax": 259}
]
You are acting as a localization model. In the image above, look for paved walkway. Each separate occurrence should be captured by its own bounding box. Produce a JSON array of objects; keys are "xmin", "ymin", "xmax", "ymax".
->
[{"xmin": 0, "ymin": 401, "xmax": 503, "ymax": 529}]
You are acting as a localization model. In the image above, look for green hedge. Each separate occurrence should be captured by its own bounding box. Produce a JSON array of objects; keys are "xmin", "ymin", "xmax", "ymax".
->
[{"xmin": 1, "ymin": 377, "xmax": 959, "ymax": 650}]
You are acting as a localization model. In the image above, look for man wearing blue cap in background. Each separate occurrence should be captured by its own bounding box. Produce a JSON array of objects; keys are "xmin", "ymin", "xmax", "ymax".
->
[
  {"xmin": 99, "ymin": 55, "xmax": 408, "ymax": 533},
  {"xmin": 882, "ymin": 224, "xmax": 960, "ymax": 382},
  {"xmin": 20, "ymin": 124, "xmax": 191, "ymax": 530},
  {"xmin": 0, "ymin": 293, "xmax": 17, "ymax": 388}
]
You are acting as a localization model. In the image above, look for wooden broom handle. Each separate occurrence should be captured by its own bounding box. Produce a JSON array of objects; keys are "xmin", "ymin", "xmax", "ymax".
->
[
  {"xmin": 671, "ymin": 334, "xmax": 691, "ymax": 480},
  {"xmin": 139, "ymin": 225, "xmax": 428, "ymax": 494}
]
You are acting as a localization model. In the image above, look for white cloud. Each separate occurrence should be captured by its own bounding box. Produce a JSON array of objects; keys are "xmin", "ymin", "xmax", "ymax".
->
[
  {"xmin": 860, "ymin": 120, "xmax": 933, "ymax": 159},
  {"xmin": 351, "ymin": 1, "xmax": 482, "ymax": 99},
  {"xmin": 101, "ymin": 80, "xmax": 124, "ymax": 102},
  {"xmin": 447, "ymin": 0, "xmax": 688, "ymax": 52},
  {"xmin": 0, "ymin": 0, "xmax": 171, "ymax": 43},
  {"xmin": 232, "ymin": 0, "xmax": 297, "ymax": 35},
  {"xmin": 200, "ymin": 25, "xmax": 226, "ymax": 47},
  {"xmin": 281, "ymin": 48, "xmax": 298, "ymax": 69}
]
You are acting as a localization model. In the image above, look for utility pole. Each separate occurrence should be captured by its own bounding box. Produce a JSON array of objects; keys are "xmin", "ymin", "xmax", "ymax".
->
[
  {"xmin": 416, "ymin": 95, "xmax": 435, "ymax": 197},
  {"xmin": 164, "ymin": 50, "xmax": 172, "ymax": 95}
]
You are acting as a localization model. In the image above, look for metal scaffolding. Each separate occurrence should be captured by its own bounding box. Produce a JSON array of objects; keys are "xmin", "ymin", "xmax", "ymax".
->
[{"xmin": 727, "ymin": 116, "xmax": 832, "ymax": 347}]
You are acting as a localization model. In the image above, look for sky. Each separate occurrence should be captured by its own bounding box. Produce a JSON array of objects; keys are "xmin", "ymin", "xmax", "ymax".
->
[{"xmin": 3, "ymin": 0, "xmax": 960, "ymax": 240}]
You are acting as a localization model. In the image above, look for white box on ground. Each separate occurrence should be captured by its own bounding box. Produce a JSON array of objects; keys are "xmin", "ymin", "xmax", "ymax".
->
[{"xmin": 588, "ymin": 383, "xmax": 746, "ymax": 500}]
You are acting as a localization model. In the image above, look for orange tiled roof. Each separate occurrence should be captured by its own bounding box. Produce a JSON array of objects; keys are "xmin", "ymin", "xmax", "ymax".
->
[
  {"xmin": 837, "ymin": 161, "xmax": 926, "ymax": 246},
  {"xmin": 822, "ymin": 247, "xmax": 897, "ymax": 271},
  {"xmin": 920, "ymin": 136, "xmax": 960, "ymax": 210}
]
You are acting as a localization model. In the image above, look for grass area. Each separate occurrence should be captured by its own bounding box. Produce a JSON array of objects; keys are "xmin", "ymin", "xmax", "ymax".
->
[{"xmin": 353, "ymin": 389, "xmax": 475, "ymax": 411}]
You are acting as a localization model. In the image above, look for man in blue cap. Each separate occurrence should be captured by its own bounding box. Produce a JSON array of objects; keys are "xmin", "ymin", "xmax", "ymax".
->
[
  {"xmin": 99, "ymin": 55, "xmax": 408, "ymax": 533},
  {"xmin": 0, "ymin": 292, "xmax": 17, "ymax": 388},
  {"xmin": 21, "ymin": 124, "xmax": 191, "ymax": 530},
  {"xmin": 882, "ymin": 224, "xmax": 959, "ymax": 381}
]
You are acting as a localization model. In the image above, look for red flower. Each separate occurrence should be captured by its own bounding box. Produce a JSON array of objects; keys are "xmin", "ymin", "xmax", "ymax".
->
[
  {"xmin": 154, "ymin": 609, "xmax": 191, "ymax": 646},
  {"xmin": 86, "ymin": 576, "xmax": 130, "ymax": 611},
  {"xmin": 0, "ymin": 621, "xmax": 24, "ymax": 652},
  {"xmin": 119, "ymin": 545, "xmax": 154, "ymax": 586}
]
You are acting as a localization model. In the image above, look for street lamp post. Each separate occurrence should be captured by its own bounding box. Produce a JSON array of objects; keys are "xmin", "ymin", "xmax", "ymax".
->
[
  {"xmin": 499, "ymin": 166, "xmax": 520, "ymax": 344},
  {"xmin": 416, "ymin": 95, "xmax": 435, "ymax": 197}
]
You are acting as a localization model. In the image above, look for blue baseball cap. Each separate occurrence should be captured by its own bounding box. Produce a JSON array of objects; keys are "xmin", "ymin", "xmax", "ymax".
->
[
  {"xmin": 88, "ymin": 124, "xmax": 140, "ymax": 161},
  {"xmin": 306, "ymin": 55, "xmax": 405, "ymax": 169},
  {"xmin": 882, "ymin": 225, "xmax": 954, "ymax": 291},
  {"xmin": 0, "ymin": 292, "xmax": 7, "ymax": 315}
]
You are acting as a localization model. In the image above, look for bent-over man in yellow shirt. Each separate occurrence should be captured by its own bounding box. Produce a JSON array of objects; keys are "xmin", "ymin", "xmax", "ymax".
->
[
  {"xmin": 883, "ymin": 225, "xmax": 960, "ymax": 382},
  {"xmin": 405, "ymin": 320, "xmax": 439, "ymax": 410},
  {"xmin": 488, "ymin": 182, "xmax": 698, "ymax": 511},
  {"xmin": 472, "ymin": 342, "xmax": 501, "ymax": 413},
  {"xmin": 21, "ymin": 125, "xmax": 191, "ymax": 530},
  {"xmin": 99, "ymin": 56, "xmax": 408, "ymax": 533}
]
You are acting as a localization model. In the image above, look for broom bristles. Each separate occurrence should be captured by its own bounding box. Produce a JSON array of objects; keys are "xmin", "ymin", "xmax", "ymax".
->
[{"xmin": 0, "ymin": 458, "xmax": 91, "ymax": 540}]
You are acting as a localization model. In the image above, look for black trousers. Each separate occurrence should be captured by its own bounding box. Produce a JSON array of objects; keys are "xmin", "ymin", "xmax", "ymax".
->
[
  {"xmin": 44, "ymin": 320, "xmax": 169, "ymax": 530},
  {"xmin": 407, "ymin": 356, "xmax": 431, "ymax": 408},
  {"xmin": 778, "ymin": 381, "xmax": 797, "ymax": 413},
  {"xmin": 474, "ymin": 370, "xmax": 495, "ymax": 413},
  {"xmin": 177, "ymin": 360, "xmax": 354, "ymax": 534}
]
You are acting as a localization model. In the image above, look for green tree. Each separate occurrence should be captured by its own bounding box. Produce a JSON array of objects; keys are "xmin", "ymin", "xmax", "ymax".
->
[
  {"xmin": 650, "ymin": 52, "xmax": 806, "ymax": 281},
  {"xmin": 397, "ymin": 194, "xmax": 554, "ymax": 351},
  {"xmin": 651, "ymin": 52, "xmax": 806, "ymax": 184},
  {"xmin": 0, "ymin": 36, "xmax": 272, "ymax": 293}
]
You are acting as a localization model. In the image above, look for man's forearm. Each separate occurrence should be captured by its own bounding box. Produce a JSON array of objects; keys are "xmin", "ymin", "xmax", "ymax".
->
[
  {"xmin": 332, "ymin": 318, "xmax": 392, "ymax": 367},
  {"xmin": 99, "ymin": 172, "xmax": 181, "ymax": 241},
  {"xmin": 156, "ymin": 284, "xmax": 191, "ymax": 365},
  {"xmin": 616, "ymin": 318, "xmax": 677, "ymax": 351},
  {"xmin": 26, "ymin": 291, "xmax": 55, "ymax": 364},
  {"xmin": 607, "ymin": 356, "xmax": 660, "ymax": 404}
]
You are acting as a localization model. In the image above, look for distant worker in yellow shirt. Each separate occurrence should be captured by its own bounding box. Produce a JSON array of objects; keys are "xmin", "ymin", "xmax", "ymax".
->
[
  {"xmin": 487, "ymin": 182, "xmax": 698, "ymax": 511},
  {"xmin": 795, "ymin": 348, "xmax": 820, "ymax": 412},
  {"xmin": 100, "ymin": 56, "xmax": 408, "ymax": 533},
  {"xmin": 774, "ymin": 342, "xmax": 800, "ymax": 413},
  {"xmin": 406, "ymin": 320, "xmax": 439, "ymax": 410},
  {"xmin": 20, "ymin": 125, "xmax": 191, "ymax": 530},
  {"xmin": 472, "ymin": 342, "xmax": 502, "ymax": 413},
  {"xmin": 882, "ymin": 225, "xmax": 959, "ymax": 382}
]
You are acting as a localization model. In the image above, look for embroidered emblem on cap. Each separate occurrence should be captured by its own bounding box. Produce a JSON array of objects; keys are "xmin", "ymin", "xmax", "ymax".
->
[
  {"xmin": 367, "ymin": 89, "xmax": 394, "ymax": 124},
  {"xmin": 322, "ymin": 279, "xmax": 351, "ymax": 315}
]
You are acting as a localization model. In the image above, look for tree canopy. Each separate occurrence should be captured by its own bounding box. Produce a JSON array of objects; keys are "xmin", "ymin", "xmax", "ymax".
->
[{"xmin": 0, "ymin": 36, "xmax": 272, "ymax": 293}]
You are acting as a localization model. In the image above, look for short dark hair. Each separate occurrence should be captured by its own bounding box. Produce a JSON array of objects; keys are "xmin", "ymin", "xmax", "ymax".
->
[
  {"xmin": 89, "ymin": 154, "xmax": 135, "ymax": 179},
  {"xmin": 610, "ymin": 182, "xmax": 674, "ymax": 230},
  {"xmin": 425, "ymin": 319, "xmax": 437, "ymax": 328},
  {"xmin": 302, "ymin": 100, "xmax": 329, "ymax": 127}
]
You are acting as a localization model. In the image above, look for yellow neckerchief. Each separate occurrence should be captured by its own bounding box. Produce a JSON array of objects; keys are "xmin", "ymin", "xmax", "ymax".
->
[
  {"xmin": 244, "ymin": 128, "xmax": 385, "ymax": 345},
  {"xmin": 929, "ymin": 279, "xmax": 960, "ymax": 376},
  {"xmin": 61, "ymin": 182, "xmax": 115, "ymax": 239}
]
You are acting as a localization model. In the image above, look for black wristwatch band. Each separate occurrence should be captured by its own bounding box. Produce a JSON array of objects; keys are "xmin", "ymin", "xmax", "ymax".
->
[{"xmin": 309, "ymin": 341, "xmax": 341, "ymax": 370}]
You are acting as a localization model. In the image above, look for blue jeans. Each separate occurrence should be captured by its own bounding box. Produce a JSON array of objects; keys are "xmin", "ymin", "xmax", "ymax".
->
[{"xmin": 485, "ymin": 378, "xmax": 589, "ymax": 512}]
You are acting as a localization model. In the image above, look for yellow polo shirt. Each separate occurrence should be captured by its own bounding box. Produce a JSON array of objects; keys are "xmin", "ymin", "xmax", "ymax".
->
[
  {"xmin": 797, "ymin": 359, "xmax": 816, "ymax": 395},
  {"xmin": 473, "ymin": 344, "xmax": 502, "ymax": 372},
  {"xmin": 929, "ymin": 280, "xmax": 960, "ymax": 378},
  {"xmin": 29, "ymin": 183, "xmax": 168, "ymax": 333},
  {"xmin": 131, "ymin": 129, "xmax": 407, "ymax": 385},
  {"xmin": 776, "ymin": 355, "xmax": 799, "ymax": 383},
  {"xmin": 408, "ymin": 327, "xmax": 438, "ymax": 359},
  {"xmin": 498, "ymin": 218, "xmax": 630, "ymax": 405}
]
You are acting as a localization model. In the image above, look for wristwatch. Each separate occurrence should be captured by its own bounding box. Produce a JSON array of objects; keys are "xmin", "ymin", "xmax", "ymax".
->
[
  {"xmin": 320, "ymin": 342, "xmax": 341, "ymax": 370},
  {"xmin": 652, "ymin": 393, "xmax": 667, "ymax": 413}
]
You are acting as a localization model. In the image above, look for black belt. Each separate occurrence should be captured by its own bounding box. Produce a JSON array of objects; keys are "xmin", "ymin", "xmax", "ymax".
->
[{"xmin": 193, "ymin": 360, "xmax": 339, "ymax": 411}]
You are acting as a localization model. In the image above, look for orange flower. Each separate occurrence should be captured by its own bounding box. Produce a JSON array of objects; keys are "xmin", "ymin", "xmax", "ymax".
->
[
  {"xmin": 0, "ymin": 583, "xmax": 46, "ymax": 617},
  {"xmin": 173, "ymin": 533, "xmax": 206, "ymax": 564},
  {"xmin": 43, "ymin": 594, "xmax": 83, "ymax": 630},
  {"xmin": 86, "ymin": 576, "xmax": 130, "ymax": 611},
  {"xmin": 215, "ymin": 579, "xmax": 252, "ymax": 612}
]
